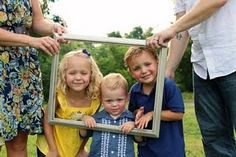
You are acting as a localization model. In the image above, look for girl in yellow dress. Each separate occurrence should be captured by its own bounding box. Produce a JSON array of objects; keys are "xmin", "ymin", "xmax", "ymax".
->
[{"xmin": 36, "ymin": 49, "xmax": 103, "ymax": 157}]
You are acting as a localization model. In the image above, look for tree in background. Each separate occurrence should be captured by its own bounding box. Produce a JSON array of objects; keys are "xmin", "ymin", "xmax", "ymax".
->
[
  {"xmin": 107, "ymin": 31, "xmax": 122, "ymax": 38},
  {"xmin": 39, "ymin": 25, "xmax": 192, "ymax": 102},
  {"xmin": 38, "ymin": 1, "xmax": 192, "ymax": 101},
  {"xmin": 175, "ymin": 40, "xmax": 193, "ymax": 92}
]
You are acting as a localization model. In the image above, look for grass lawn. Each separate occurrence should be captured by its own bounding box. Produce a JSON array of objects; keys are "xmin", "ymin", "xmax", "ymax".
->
[
  {"xmin": 0, "ymin": 101, "xmax": 205, "ymax": 157},
  {"xmin": 184, "ymin": 102, "xmax": 204, "ymax": 157}
]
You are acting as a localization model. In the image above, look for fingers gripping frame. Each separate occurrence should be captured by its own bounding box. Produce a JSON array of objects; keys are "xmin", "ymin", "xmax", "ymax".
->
[{"xmin": 48, "ymin": 34, "xmax": 167, "ymax": 138}]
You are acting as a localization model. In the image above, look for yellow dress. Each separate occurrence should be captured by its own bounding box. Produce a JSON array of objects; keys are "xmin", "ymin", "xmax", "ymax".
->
[{"xmin": 36, "ymin": 89, "xmax": 100, "ymax": 157}]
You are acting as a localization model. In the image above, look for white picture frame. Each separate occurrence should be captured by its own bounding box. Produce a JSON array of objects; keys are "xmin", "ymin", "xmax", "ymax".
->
[{"xmin": 48, "ymin": 34, "xmax": 167, "ymax": 138}]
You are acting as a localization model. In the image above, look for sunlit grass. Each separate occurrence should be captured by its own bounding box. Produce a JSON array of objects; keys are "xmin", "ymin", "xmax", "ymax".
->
[
  {"xmin": 0, "ymin": 98, "xmax": 205, "ymax": 157},
  {"xmin": 184, "ymin": 102, "xmax": 204, "ymax": 157}
]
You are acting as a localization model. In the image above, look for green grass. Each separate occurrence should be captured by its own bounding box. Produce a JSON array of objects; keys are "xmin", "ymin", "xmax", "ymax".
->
[
  {"xmin": 184, "ymin": 102, "xmax": 204, "ymax": 157},
  {"xmin": 0, "ymin": 135, "xmax": 37, "ymax": 157},
  {"xmin": 0, "ymin": 102, "xmax": 204, "ymax": 157}
]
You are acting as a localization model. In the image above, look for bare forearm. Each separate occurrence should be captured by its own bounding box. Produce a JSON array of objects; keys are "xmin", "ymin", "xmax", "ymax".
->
[
  {"xmin": 31, "ymin": 0, "xmax": 54, "ymax": 36},
  {"xmin": 167, "ymin": 31, "xmax": 189, "ymax": 72},
  {"xmin": 172, "ymin": 0, "xmax": 227, "ymax": 34},
  {"xmin": 165, "ymin": 12, "xmax": 190, "ymax": 78},
  {"xmin": 32, "ymin": 19, "xmax": 55, "ymax": 36},
  {"xmin": 161, "ymin": 110, "xmax": 184, "ymax": 121},
  {"xmin": 44, "ymin": 108, "xmax": 57, "ymax": 151},
  {"xmin": 0, "ymin": 29, "xmax": 34, "ymax": 46}
]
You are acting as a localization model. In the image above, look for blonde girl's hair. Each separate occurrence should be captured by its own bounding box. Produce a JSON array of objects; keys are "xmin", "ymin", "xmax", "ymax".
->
[
  {"xmin": 100, "ymin": 73, "xmax": 128, "ymax": 96},
  {"xmin": 57, "ymin": 49, "xmax": 103, "ymax": 99},
  {"xmin": 124, "ymin": 46, "xmax": 158, "ymax": 67}
]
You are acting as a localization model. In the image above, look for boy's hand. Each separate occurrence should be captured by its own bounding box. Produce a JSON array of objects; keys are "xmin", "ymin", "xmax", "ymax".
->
[
  {"xmin": 120, "ymin": 121, "xmax": 135, "ymax": 134},
  {"xmin": 82, "ymin": 115, "xmax": 96, "ymax": 128},
  {"xmin": 135, "ymin": 111, "xmax": 153, "ymax": 129},
  {"xmin": 135, "ymin": 106, "xmax": 144, "ymax": 123}
]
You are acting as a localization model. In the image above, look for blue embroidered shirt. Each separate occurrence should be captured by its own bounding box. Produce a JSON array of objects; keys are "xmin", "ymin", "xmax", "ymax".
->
[{"xmin": 87, "ymin": 109, "xmax": 135, "ymax": 157}]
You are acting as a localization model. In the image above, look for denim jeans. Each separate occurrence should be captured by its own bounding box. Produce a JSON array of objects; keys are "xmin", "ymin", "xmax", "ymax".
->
[{"xmin": 194, "ymin": 72, "xmax": 236, "ymax": 157}]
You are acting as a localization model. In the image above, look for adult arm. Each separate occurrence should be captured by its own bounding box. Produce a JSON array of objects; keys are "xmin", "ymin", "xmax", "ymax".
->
[
  {"xmin": 0, "ymin": 0, "xmax": 66, "ymax": 55},
  {"xmin": 0, "ymin": 28, "xmax": 36, "ymax": 47},
  {"xmin": 0, "ymin": 27, "xmax": 60, "ymax": 56},
  {"xmin": 147, "ymin": 0, "xmax": 228, "ymax": 48},
  {"xmin": 31, "ymin": 0, "xmax": 66, "ymax": 36},
  {"xmin": 171, "ymin": 0, "xmax": 227, "ymax": 34},
  {"xmin": 165, "ymin": 11, "xmax": 190, "ymax": 79}
]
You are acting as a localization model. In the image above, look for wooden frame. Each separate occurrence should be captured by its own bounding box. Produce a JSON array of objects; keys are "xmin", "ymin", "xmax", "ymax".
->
[{"xmin": 48, "ymin": 34, "xmax": 167, "ymax": 138}]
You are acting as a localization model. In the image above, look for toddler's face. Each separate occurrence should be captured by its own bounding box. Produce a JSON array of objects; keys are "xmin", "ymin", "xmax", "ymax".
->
[
  {"xmin": 65, "ymin": 56, "xmax": 91, "ymax": 93},
  {"xmin": 128, "ymin": 51, "xmax": 158, "ymax": 85},
  {"xmin": 101, "ymin": 87, "xmax": 128, "ymax": 119}
]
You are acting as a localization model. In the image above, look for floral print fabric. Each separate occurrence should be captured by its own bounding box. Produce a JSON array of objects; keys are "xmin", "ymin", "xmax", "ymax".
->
[{"xmin": 0, "ymin": 0, "xmax": 44, "ymax": 141}]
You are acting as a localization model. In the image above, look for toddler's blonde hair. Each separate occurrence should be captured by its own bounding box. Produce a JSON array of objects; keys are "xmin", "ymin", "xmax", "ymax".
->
[{"xmin": 100, "ymin": 73, "xmax": 128, "ymax": 96}]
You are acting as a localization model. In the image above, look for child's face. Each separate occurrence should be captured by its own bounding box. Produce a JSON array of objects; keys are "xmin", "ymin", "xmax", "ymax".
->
[
  {"xmin": 128, "ymin": 51, "xmax": 158, "ymax": 85},
  {"xmin": 101, "ymin": 87, "xmax": 128, "ymax": 118},
  {"xmin": 65, "ymin": 56, "xmax": 91, "ymax": 93}
]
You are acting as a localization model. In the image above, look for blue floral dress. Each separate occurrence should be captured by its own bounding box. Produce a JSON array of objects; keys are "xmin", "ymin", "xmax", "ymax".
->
[{"xmin": 0, "ymin": 0, "xmax": 44, "ymax": 141}]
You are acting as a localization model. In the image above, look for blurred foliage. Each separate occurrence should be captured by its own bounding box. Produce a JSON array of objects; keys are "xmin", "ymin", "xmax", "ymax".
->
[
  {"xmin": 107, "ymin": 31, "xmax": 122, "ymax": 38},
  {"xmin": 175, "ymin": 40, "xmax": 193, "ymax": 92},
  {"xmin": 40, "ymin": 26, "xmax": 193, "ymax": 102},
  {"xmin": 41, "ymin": 0, "xmax": 57, "ymax": 14},
  {"xmin": 39, "ymin": 1, "xmax": 192, "ymax": 102},
  {"xmin": 41, "ymin": 0, "xmax": 66, "ymax": 26}
]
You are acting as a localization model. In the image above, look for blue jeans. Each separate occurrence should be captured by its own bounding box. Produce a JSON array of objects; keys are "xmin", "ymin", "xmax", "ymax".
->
[{"xmin": 194, "ymin": 72, "xmax": 236, "ymax": 157}]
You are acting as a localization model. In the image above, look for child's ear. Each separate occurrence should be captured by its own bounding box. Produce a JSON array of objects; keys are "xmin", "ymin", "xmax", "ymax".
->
[
  {"xmin": 128, "ymin": 68, "xmax": 135, "ymax": 78},
  {"xmin": 126, "ymin": 93, "xmax": 130, "ymax": 102},
  {"xmin": 127, "ymin": 67, "xmax": 130, "ymax": 73}
]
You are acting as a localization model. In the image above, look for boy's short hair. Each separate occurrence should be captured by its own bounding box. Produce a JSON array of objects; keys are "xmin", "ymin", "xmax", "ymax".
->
[
  {"xmin": 124, "ymin": 46, "xmax": 158, "ymax": 67},
  {"xmin": 101, "ymin": 73, "xmax": 128, "ymax": 95}
]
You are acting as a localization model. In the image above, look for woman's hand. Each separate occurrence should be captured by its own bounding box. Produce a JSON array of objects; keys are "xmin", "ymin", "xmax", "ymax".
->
[
  {"xmin": 29, "ymin": 36, "xmax": 60, "ymax": 56},
  {"xmin": 53, "ymin": 23, "xmax": 68, "ymax": 44}
]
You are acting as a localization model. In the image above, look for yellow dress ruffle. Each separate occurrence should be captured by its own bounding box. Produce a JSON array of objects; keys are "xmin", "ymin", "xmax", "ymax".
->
[{"xmin": 36, "ymin": 89, "xmax": 100, "ymax": 157}]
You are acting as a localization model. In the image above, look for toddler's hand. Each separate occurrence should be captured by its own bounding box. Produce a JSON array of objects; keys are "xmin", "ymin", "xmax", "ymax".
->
[
  {"xmin": 82, "ymin": 115, "xmax": 96, "ymax": 128},
  {"xmin": 120, "ymin": 121, "xmax": 135, "ymax": 134}
]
